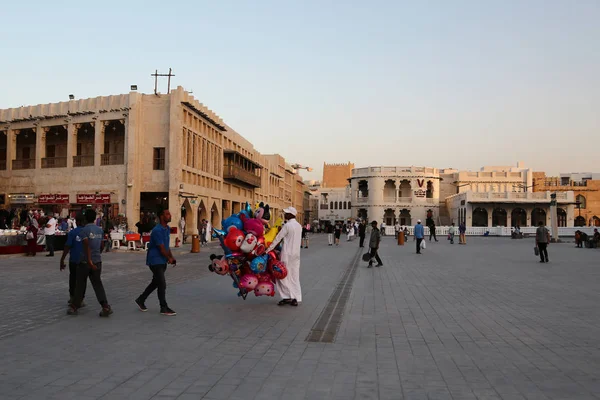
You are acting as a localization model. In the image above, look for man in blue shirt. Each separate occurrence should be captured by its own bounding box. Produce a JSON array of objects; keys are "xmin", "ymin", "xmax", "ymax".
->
[
  {"xmin": 68, "ymin": 209, "xmax": 112, "ymax": 317},
  {"xmin": 135, "ymin": 208, "xmax": 177, "ymax": 316},
  {"xmin": 60, "ymin": 213, "xmax": 86, "ymax": 307},
  {"xmin": 414, "ymin": 219, "xmax": 425, "ymax": 255}
]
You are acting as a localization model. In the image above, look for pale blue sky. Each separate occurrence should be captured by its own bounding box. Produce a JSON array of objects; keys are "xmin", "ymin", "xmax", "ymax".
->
[{"xmin": 1, "ymin": 0, "xmax": 598, "ymax": 180}]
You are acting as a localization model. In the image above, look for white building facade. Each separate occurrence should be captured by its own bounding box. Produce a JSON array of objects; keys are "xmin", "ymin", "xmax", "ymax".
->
[
  {"xmin": 446, "ymin": 191, "xmax": 576, "ymax": 228},
  {"xmin": 317, "ymin": 186, "xmax": 352, "ymax": 223},
  {"xmin": 349, "ymin": 166, "xmax": 442, "ymax": 226}
]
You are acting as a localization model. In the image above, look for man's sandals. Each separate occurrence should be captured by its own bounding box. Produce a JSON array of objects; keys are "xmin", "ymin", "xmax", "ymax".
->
[{"xmin": 277, "ymin": 299, "xmax": 298, "ymax": 307}]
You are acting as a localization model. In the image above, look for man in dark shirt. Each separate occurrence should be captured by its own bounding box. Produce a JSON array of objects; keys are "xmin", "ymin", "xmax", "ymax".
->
[
  {"xmin": 60, "ymin": 213, "xmax": 86, "ymax": 307},
  {"xmin": 358, "ymin": 220, "xmax": 367, "ymax": 248},
  {"xmin": 135, "ymin": 208, "xmax": 177, "ymax": 316},
  {"xmin": 326, "ymin": 223, "xmax": 334, "ymax": 246},
  {"xmin": 68, "ymin": 210, "xmax": 112, "ymax": 317},
  {"xmin": 368, "ymin": 221, "xmax": 383, "ymax": 268}
]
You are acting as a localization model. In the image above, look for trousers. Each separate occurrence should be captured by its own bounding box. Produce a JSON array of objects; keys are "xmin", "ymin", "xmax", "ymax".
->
[
  {"xmin": 538, "ymin": 243, "xmax": 549, "ymax": 262},
  {"xmin": 139, "ymin": 264, "xmax": 168, "ymax": 308},
  {"xmin": 416, "ymin": 238, "xmax": 423, "ymax": 253},
  {"xmin": 73, "ymin": 262, "xmax": 108, "ymax": 308},
  {"xmin": 369, "ymin": 248, "xmax": 382, "ymax": 265}
]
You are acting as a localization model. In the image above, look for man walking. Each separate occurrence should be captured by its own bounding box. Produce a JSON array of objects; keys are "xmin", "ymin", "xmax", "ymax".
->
[
  {"xmin": 267, "ymin": 207, "xmax": 303, "ymax": 307},
  {"xmin": 60, "ymin": 213, "xmax": 86, "ymax": 307},
  {"xmin": 368, "ymin": 221, "xmax": 383, "ymax": 268},
  {"xmin": 135, "ymin": 208, "xmax": 177, "ymax": 316},
  {"xmin": 428, "ymin": 220, "xmax": 438, "ymax": 242},
  {"xmin": 414, "ymin": 219, "xmax": 424, "ymax": 254},
  {"xmin": 68, "ymin": 210, "xmax": 112, "ymax": 317},
  {"xmin": 334, "ymin": 222, "xmax": 342, "ymax": 246},
  {"xmin": 358, "ymin": 220, "xmax": 366, "ymax": 247},
  {"xmin": 448, "ymin": 222, "xmax": 456, "ymax": 244},
  {"xmin": 45, "ymin": 213, "xmax": 57, "ymax": 257},
  {"xmin": 326, "ymin": 223, "xmax": 334, "ymax": 246},
  {"xmin": 535, "ymin": 221, "xmax": 550, "ymax": 263}
]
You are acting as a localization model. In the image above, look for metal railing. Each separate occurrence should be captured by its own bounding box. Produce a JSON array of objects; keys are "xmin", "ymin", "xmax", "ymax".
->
[
  {"xmin": 42, "ymin": 157, "xmax": 67, "ymax": 168},
  {"xmin": 101, "ymin": 153, "xmax": 124, "ymax": 166},
  {"xmin": 12, "ymin": 159, "xmax": 35, "ymax": 170},
  {"xmin": 320, "ymin": 205, "xmax": 329, "ymax": 210},
  {"xmin": 73, "ymin": 155, "xmax": 94, "ymax": 167}
]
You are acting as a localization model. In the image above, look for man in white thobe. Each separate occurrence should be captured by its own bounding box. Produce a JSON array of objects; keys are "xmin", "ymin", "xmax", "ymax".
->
[
  {"xmin": 205, "ymin": 221, "xmax": 212, "ymax": 243},
  {"xmin": 266, "ymin": 207, "xmax": 303, "ymax": 306}
]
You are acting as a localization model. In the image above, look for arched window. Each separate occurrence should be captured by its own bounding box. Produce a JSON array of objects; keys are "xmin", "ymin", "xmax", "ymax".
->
[
  {"xmin": 330, "ymin": 201, "xmax": 333, "ymax": 210},
  {"xmin": 576, "ymin": 194, "xmax": 586, "ymax": 209},
  {"xmin": 343, "ymin": 201, "xmax": 347, "ymax": 209},
  {"xmin": 348, "ymin": 202, "xmax": 351, "ymax": 209}
]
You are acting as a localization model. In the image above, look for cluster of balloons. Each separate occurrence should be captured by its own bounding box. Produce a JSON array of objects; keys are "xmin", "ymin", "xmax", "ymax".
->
[{"xmin": 208, "ymin": 202, "xmax": 287, "ymax": 299}]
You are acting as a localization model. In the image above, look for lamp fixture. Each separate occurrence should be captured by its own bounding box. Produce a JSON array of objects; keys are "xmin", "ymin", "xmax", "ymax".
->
[
  {"xmin": 131, "ymin": 85, "xmax": 138, "ymax": 90},
  {"xmin": 69, "ymin": 94, "xmax": 75, "ymax": 100}
]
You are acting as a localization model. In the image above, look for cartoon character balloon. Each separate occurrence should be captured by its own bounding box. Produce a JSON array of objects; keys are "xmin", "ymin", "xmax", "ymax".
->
[
  {"xmin": 238, "ymin": 274, "xmax": 259, "ymax": 291},
  {"xmin": 250, "ymin": 255, "xmax": 268, "ymax": 274},
  {"xmin": 222, "ymin": 214, "xmax": 244, "ymax": 231},
  {"xmin": 269, "ymin": 260, "xmax": 288, "ymax": 280},
  {"xmin": 223, "ymin": 227, "xmax": 245, "ymax": 252},
  {"xmin": 240, "ymin": 233, "xmax": 258, "ymax": 254},
  {"xmin": 208, "ymin": 254, "xmax": 229, "ymax": 275},
  {"xmin": 240, "ymin": 214, "xmax": 265, "ymax": 237},
  {"xmin": 254, "ymin": 281, "xmax": 275, "ymax": 297}
]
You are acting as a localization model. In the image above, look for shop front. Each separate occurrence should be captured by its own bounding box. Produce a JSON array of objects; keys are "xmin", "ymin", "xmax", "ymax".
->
[{"xmin": 37, "ymin": 193, "xmax": 70, "ymax": 218}]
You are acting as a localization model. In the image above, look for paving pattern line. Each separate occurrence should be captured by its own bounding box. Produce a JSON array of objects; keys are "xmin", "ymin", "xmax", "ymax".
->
[{"xmin": 306, "ymin": 246, "xmax": 362, "ymax": 343}]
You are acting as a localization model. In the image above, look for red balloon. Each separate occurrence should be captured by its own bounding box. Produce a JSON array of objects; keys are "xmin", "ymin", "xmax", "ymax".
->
[{"xmin": 269, "ymin": 260, "xmax": 288, "ymax": 280}]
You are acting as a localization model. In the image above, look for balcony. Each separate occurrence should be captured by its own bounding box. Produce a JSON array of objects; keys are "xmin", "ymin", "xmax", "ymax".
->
[
  {"xmin": 223, "ymin": 164, "xmax": 261, "ymax": 188},
  {"xmin": 320, "ymin": 204, "xmax": 329, "ymax": 210},
  {"xmin": 73, "ymin": 155, "xmax": 94, "ymax": 167},
  {"xmin": 356, "ymin": 197, "xmax": 368, "ymax": 203},
  {"xmin": 384, "ymin": 196, "xmax": 396, "ymax": 203},
  {"xmin": 101, "ymin": 153, "xmax": 124, "ymax": 166},
  {"xmin": 12, "ymin": 159, "xmax": 35, "ymax": 170},
  {"xmin": 42, "ymin": 157, "xmax": 67, "ymax": 169},
  {"xmin": 0, "ymin": 160, "xmax": 5, "ymax": 170}
]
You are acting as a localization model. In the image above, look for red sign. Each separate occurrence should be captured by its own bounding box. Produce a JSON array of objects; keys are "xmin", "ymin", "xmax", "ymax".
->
[
  {"xmin": 76, "ymin": 194, "xmax": 111, "ymax": 204},
  {"xmin": 38, "ymin": 194, "xmax": 70, "ymax": 204},
  {"xmin": 417, "ymin": 179, "xmax": 425, "ymax": 188}
]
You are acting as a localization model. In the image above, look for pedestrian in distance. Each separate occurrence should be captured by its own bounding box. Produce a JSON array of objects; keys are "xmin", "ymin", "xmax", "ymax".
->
[
  {"xmin": 535, "ymin": 221, "xmax": 550, "ymax": 263},
  {"xmin": 266, "ymin": 207, "xmax": 303, "ymax": 307},
  {"xmin": 358, "ymin": 220, "xmax": 366, "ymax": 248},
  {"xmin": 135, "ymin": 208, "xmax": 177, "ymax": 316},
  {"xmin": 68, "ymin": 209, "xmax": 113, "ymax": 317},
  {"xmin": 414, "ymin": 219, "xmax": 425, "ymax": 254},
  {"xmin": 448, "ymin": 222, "xmax": 456, "ymax": 244},
  {"xmin": 459, "ymin": 222, "xmax": 467, "ymax": 245},
  {"xmin": 367, "ymin": 221, "xmax": 383, "ymax": 268},
  {"xmin": 45, "ymin": 213, "xmax": 58, "ymax": 257},
  {"xmin": 326, "ymin": 223, "xmax": 334, "ymax": 246},
  {"xmin": 334, "ymin": 222, "xmax": 342, "ymax": 246}
]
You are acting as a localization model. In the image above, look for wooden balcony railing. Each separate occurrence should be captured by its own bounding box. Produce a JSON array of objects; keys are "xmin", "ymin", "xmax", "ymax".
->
[
  {"xmin": 223, "ymin": 164, "xmax": 261, "ymax": 188},
  {"xmin": 73, "ymin": 155, "xmax": 95, "ymax": 167},
  {"xmin": 0, "ymin": 160, "xmax": 6, "ymax": 170},
  {"xmin": 42, "ymin": 157, "xmax": 67, "ymax": 168},
  {"xmin": 12, "ymin": 159, "xmax": 35, "ymax": 170},
  {"xmin": 101, "ymin": 153, "xmax": 124, "ymax": 166}
]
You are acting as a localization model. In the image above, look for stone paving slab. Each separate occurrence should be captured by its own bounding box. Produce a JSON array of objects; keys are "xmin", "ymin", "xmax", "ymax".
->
[{"xmin": 0, "ymin": 235, "xmax": 599, "ymax": 399}]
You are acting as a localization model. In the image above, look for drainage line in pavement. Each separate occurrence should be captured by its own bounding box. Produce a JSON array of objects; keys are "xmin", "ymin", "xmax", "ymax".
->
[{"xmin": 306, "ymin": 247, "xmax": 362, "ymax": 343}]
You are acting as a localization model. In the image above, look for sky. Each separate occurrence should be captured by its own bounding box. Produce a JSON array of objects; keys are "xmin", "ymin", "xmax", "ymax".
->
[{"xmin": 1, "ymin": 0, "xmax": 598, "ymax": 181}]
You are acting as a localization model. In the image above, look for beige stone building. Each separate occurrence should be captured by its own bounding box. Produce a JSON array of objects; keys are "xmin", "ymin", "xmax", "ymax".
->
[
  {"xmin": 533, "ymin": 172, "xmax": 600, "ymax": 227},
  {"xmin": 0, "ymin": 87, "xmax": 306, "ymax": 241},
  {"xmin": 322, "ymin": 162, "xmax": 354, "ymax": 188}
]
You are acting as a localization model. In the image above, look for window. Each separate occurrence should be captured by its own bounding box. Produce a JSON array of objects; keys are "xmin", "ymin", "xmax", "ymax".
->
[
  {"xmin": 576, "ymin": 194, "xmax": 586, "ymax": 209},
  {"xmin": 46, "ymin": 145, "xmax": 55, "ymax": 158},
  {"xmin": 153, "ymin": 147, "xmax": 165, "ymax": 170},
  {"xmin": 77, "ymin": 143, "xmax": 82, "ymax": 156}
]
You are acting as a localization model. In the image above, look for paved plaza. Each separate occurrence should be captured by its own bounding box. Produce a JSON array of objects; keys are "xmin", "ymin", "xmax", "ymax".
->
[{"xmin": 0, "ymin": 235, "xmax": 599, "ymax": 400}]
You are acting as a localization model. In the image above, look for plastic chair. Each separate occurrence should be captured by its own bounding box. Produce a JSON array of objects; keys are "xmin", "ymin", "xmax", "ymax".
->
[
  {"xmin": 112, "ymin": 239, "xmax": 120, "ymax": 250},
  {"xmin": 127, "ymin": 241, "xmax": 136, "ymax": 251},
  {"xmin": 144, "ymin": 241, "xmax": 150, "ymax": 251}
]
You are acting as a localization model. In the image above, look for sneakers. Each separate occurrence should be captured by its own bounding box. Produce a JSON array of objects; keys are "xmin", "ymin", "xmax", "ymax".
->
[
  {"xmin": 99, "ymin": 305, "xmax": 113, "ymax": 317},
  {"xmin": 67, "ymin": 306, "xmax": 78, "ymax": 315},
  {"xmin": 135, "ymin": 298, "xmax": 148, "ymax": 312},
  {"xmin": 160, "ymin": 307, "xmax": 177, "ymax": 316},
  {"xmin": 376, "ymin": 264, "xmax": 383, "ymax": 267}
]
